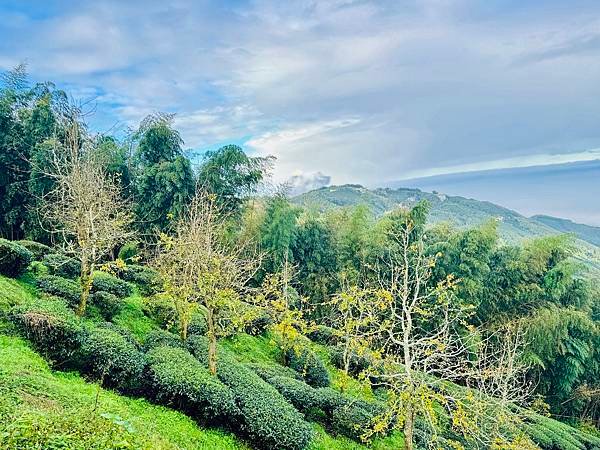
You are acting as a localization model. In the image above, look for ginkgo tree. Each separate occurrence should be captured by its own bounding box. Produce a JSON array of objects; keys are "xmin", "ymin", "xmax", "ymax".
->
[
  {"xmin": 37, "ymin": 108, "xmax": 134, "ymax": 316},
  {"xmin": 153, "ymin": 189, "xmax": 260, "ymax": 374}
]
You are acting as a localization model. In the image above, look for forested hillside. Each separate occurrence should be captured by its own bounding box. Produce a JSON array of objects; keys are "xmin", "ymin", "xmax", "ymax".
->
[
  {"xmin": 293, "ymin": 184, "xmax": 600, "ymax": 246},
  {"xmin": 1, "ymin": 68, "xmax": 599, "ymax": 450}
]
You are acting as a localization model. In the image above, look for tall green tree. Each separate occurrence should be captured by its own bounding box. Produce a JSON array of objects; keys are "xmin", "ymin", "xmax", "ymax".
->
[
  {"xmin": 133, "ymin": 114, "xmax": 195, "ymax": 233},
  {"xmin": 197, "ymin": 145, "xmax": 273, "ymax": 216},
  {"xmin": 259, "ymin": 193, "xmax": 300, "ymax": 277},
  {"xmin": 291, "ymin": 216, "xmax": 339, "ymax": 318}
]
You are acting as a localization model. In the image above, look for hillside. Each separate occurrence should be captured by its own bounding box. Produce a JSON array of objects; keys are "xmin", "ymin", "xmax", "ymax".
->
[
  {"xmin": 532, "ymin": 215, "xmax": 600, "ymax": 247},
  {"xmin": 293, "ymin": 184, "xmax": 600, "ymax": 247},
  {"xmin": 0, "ymin": 274, "xmax": 403, "ymax": 450}
]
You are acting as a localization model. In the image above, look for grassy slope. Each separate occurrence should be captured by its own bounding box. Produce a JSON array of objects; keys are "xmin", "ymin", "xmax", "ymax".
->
[
  {"xmin": 0, "ymin": 334, "xmax": 248, "ymax": 450},
  {"xmin": 3, "ymin": 273, "xmax": 598, "ymax": 450},
  {"xmin": 0, "ymin": 275, "xmax": 400, "ymax": 450}
]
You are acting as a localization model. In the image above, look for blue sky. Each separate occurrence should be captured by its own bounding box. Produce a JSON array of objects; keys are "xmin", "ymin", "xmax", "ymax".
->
[{"xmin": 1, "ymin": 1, "xmax": 600, "ymax": 224}]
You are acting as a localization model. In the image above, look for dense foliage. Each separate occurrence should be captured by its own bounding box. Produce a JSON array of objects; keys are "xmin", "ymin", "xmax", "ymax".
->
[{"xmin": 0, "ymin": 66, "xmax": 599, "ymax": 449}]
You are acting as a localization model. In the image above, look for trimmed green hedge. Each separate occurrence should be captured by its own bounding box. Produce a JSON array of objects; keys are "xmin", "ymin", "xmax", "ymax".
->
[
  {"xmin": 145, "ymin": 345, "xmax": 239, "ymax": 421},
  {"xmin": 244, "ymin": 309, "xmax": 272, "ymax": 336},
  {"xmin": 246, "ymin": 362, "xmax": 303, "ymax": 381},
  {"xmin": 0, "ymin": 239, "xmax": 33, "ymax": 277},
  {"xmin": 250, "ymin": 362, "xmax": 386, "ymax": 442},
  {"xmin": 91, "ymin": 272, "xmax": 132, "ymax": 299},
  {"xmin": 142, "ymin": 329, "xmax": 184, "ymax": 353},
  {"xmin": 187, "ymin": 335, "xmax": 313, "ymax": 450},
  {"xmin": 10, "ymin": 297, "xmax": 82, "ymax": 363},
  {"xmin": 119, "ymin": 264, "xmax": 162, "ymax": 296},
  {"xmin": 16, "ymin": 240, "xmax": 51, "ymax": 260},
  {"xmin": 521, "ymin": 410, "xmax": 600, "ymax": 450},
  {"xmin": 89, "ymin": 290, "xmax": 122, "ymax": 320},
  {"xmin": 80, "ymin": 326, "xmax": 146, "ymax": 391},
  {"xmin": 307, "ymin": 325, "xmax": 339, "ymax": 346},
  {"xmin": 287, "ymin": 347, "xmax": 331, "ymax": 388},
  {"xmin": 42, "ymin": 253, "xmax": 81, "ymax": 279},
  {"xmin": 330, "ymin": 347, "xmax": 373, "ymax": 377},
  {"xmin": 36, "ymin": 275, "xmax": 81, "ymax": 307},
  {"xmin": 142, "ymin": 295, "xmax": 177, "ymax": 330}
]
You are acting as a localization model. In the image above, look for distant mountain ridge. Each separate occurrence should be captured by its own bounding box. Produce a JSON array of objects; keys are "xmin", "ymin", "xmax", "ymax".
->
[{"xmin": 292, "ymin": 184, "xmax": 600, "ymax": 249}]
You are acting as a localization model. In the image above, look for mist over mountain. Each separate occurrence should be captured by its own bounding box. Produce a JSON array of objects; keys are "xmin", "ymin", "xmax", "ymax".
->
[{"xmin": 386, "ymin": 159, "xmax": 600, "ymax": 227}]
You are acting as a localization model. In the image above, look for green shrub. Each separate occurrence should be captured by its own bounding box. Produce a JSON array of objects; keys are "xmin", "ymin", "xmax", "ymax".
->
[
  {"xmin": 146, "ymin": 345, "xmax": 239, "ymax": 421},
  {"xmin": 142, "ymin": 295, "xmax": 178, "ymax": 330},
  {"xmin": 307, "ymin": 325, "xmax": 338, "ymax": 345},
  {"xmin": 80, "ymin": 326, "xmax": 146, "ymax": 391},
  {"xmin": 187, "ymin": 311, "xmax": 207, "ymax": 336},
  {"xmin": 522, "ymin": 410, "xmax": 600, "ymax": 450},
  {"xmin": 118, "ymin": 242, "xmax": 139, "ymax": 262},
  {"xmin": 16, "ymin": 240, "xmax": 51, "ymax": 260},
  {"xmin": 244, "ymin": 310, "xmax": 272, "ymax": 336},
  {"xmin": 120, "ymin": 264, "xmax": 162, "ymax": 296},
  {"xmin": 42, "ymin": 253, "xmax": 81, "ymax": 279},
  {"xmin": 90, "ymin": 291, "xmax": 122, "ymax": 320},
  {"xmin": 330, "ymin": 347, "xmax": 373, "ymax": 376},
  {"xmin": 331, "ymin": 402, "xmax": 378, "ymax": 441},
  {"xmin": 188, "ymin": 335, "xmax": 314, "ymax": 450},
  {"xmin": 0, "ymin": 239, "xmax": 33, "ymax": 277},
  {"xmin": 287, "ymin": 348, "xmax": 331, "ymax": 388},
  {"xmin": 91, "ymin": 272, "xmax": 132, "ymax": 299},
  {"xmin": 36, "ymin": 275, "xmax": 81, "ymax": 307},
  {"xmin": 247, "ymin": 362, "xmax": 303, "ymax": 381},
  {"xmin": 251, "ymin": 363, "xmax": 368, "ymax": 432},
  {"xmin": 142, "ymin": 329, "xmax": 184, "ymax": 353},
  {"xmin": 10, "ymin": 297, "xmax": 82, "ymax": 363}
]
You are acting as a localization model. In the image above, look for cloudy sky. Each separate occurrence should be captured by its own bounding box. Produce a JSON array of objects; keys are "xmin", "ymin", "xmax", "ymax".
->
[{"xmin": 1, "ymin": 0, "xmax": 600, "ymax": 223}]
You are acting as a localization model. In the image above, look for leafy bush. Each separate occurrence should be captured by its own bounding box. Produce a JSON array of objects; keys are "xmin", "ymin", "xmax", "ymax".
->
[
  {"xmin": 187, "ymin": 311, "xmax": 207, "ymax": 336},
  {"xmin": 142, "ymin": 329, "xmax": 184, "ymax": 353},
  {"xmin": 142, "ymin": 295, "xmax": 177, "ymax": 330},
  {"xmin": 120, "ymin": 264, "xmax": 162, "ymax": 296},
  {"xmin": 247, "ymin": 362, "xmax": 303, "ymax": 381},
  {"xmin": 80, "ymin": 325, "xmax": 146, "ymax": 391},
  {"xmin": 90, "ymin": 291, "xmax": 122, "ymax": 320},
  {"xmin": 521, "ymin": 410, "xmax": 600, "ymax": 450},
  {"xmin": 0, "ymin": 239, "xmax": 33, "ymax": 277},
  {"xmin": 330, "ymin": 347, "xmax": 373, "ymax": 376},
  {"xmin": 36, "ymin": 275, "xmax": 81, "ymax": 307},
  {"xmin": 91, "ymin": 272, "xmax": 132, "ymax": 299},
  {"xmin": 307, "ymin": 325, "xmax": 339, "ymax": 346},
  {"xmin": 10, "ymin": 297, "xmax": 82, "ymax": 363},
  {"xmin": 287, "ymin": 347, "xmax": 331, "ymax": 388},
  {"xmin": 118, "ymin": 242, "xmax": 139, "ymax": 262},
  {"xmin": 16, "ymin": 240, "xmax": 51, "ymax": 260},
  {"xmin": 330, "ymin": 402, "xmax": 378, "ymax": 441},
  {"xmin": 42, "ymin": 253, "xmax": 81, "ymax": 279},
  {"xmin": 188, "ymin": 335, "xmax": 314, "ymax": 450},
  {"xmin": 244, "ymin": 310, "xmax": 272, "ymax": 336},
  {"xmin": 145, "ymin": 345, "xmax": 239, "ymax": 421}
]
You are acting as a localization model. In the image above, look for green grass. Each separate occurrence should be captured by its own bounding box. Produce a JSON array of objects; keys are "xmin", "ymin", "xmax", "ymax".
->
[
  {"xmin": 221, "ymin": 332, "xmax": 282, "ymax": 364},
  {"xmin": 112, "ymin": 291, "xmax": 157, "ymax": 340},
  {"xmin": 0, "ymin": 334, "xmax": 249, "ymax": 450}
]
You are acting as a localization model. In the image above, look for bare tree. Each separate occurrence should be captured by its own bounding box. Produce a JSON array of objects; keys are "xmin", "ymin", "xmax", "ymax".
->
[
  {"xmin": 362, "ymin": 215, "xmax": 534, "ymax": 449},
  {"xmin": 153, "ymin": 189, "xmax": 260, "ymax": 375},
  {"xmin": 36, "ymin": 110, "xmax": 133, "ymax": 316},
  {"xmin": 253, "ymin": 255, "xmax": 313, "ymax": 364},
  {"xmin": 363, "ymin": 214, "xmax": 473, "ymax": 449},
  {"xmin": 327, "ymin": 284, "xmax": 379, "ymax": 392}
]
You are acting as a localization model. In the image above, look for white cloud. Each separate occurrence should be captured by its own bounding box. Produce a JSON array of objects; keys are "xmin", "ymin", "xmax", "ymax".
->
[{"xmin": 397, "ymin": 148, "xmax": 600, "ymax": 180}]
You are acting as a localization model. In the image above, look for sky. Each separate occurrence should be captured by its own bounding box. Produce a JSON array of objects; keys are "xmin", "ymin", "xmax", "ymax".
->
[{"xmin": 1, "ymin": 0, "xmax": 599, "ymax": 224}]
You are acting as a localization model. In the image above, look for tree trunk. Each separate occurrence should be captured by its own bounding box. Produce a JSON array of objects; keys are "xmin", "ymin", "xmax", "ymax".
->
[
  {"xmin": 180, "ymin": 317, "xmax": 188, "ymax": 341},
  {"xmin": 77, "ymin": 258, "xmax": 92, "ymax": 317},
  {"xmin": 404, "ymin": 404, "xmax": 414, "ymax": 450},
  {"xmin": 206, "ymin": 307, "xmax": 217, "ymax": 375}
]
